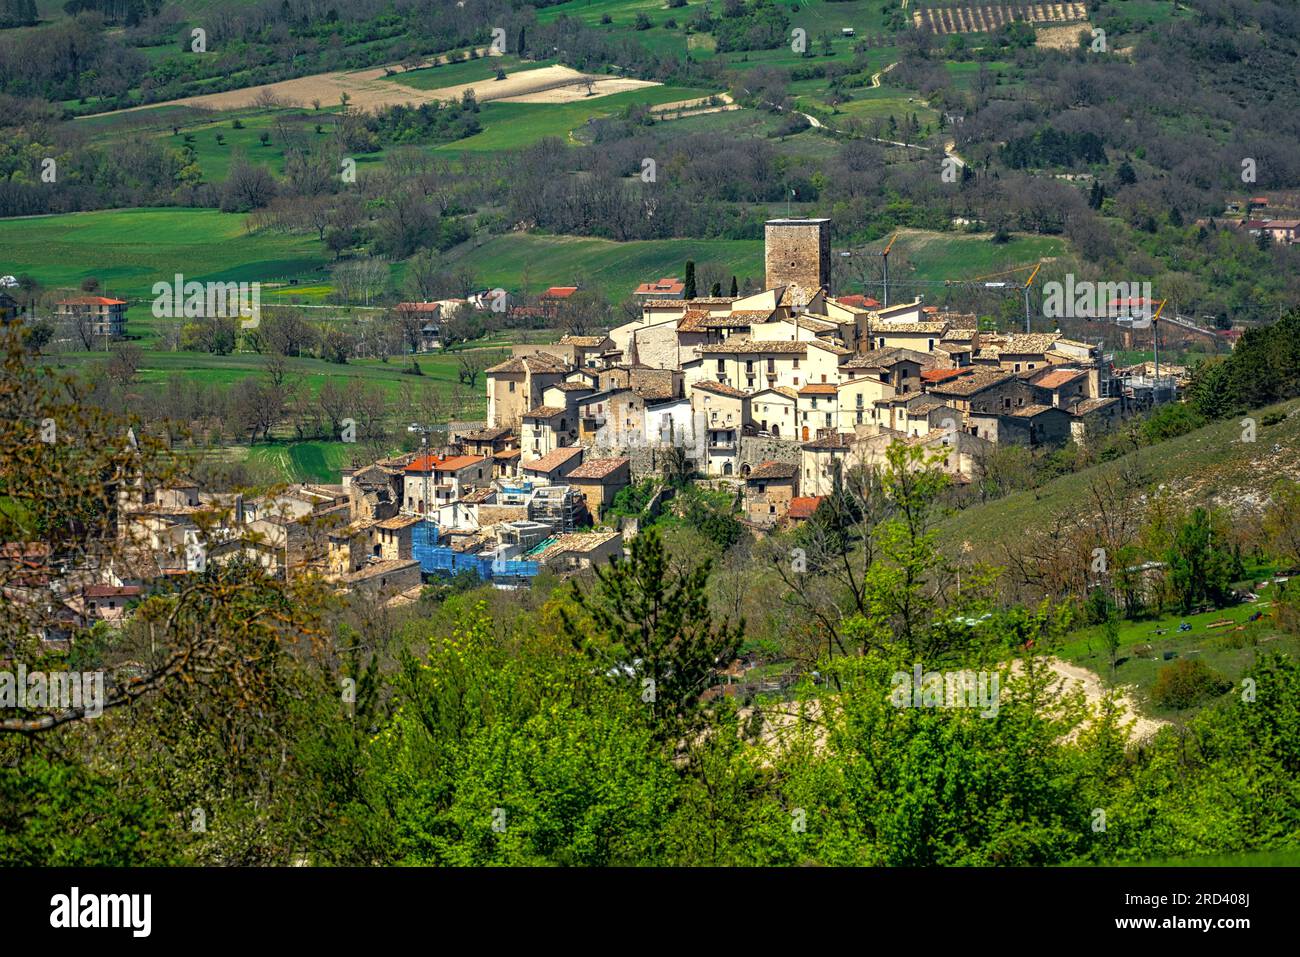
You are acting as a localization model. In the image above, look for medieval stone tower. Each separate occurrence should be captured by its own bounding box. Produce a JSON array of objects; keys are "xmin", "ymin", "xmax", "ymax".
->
[{"xmin": 764, "ymin": 218, "xmax": 831, "ymax": 294}]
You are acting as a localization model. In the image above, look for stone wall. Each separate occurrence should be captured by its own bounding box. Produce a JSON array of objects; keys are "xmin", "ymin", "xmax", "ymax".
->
[
  {"xmin": 764, "ymin": 219, "xmax": 830, "ymax": 292},
  {"xmin": 739, "ymin": 435, "xmax": 802, "ymax": 470}
]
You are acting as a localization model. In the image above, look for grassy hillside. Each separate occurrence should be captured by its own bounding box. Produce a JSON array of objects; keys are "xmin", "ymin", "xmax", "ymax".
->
[
  {"xmin": 433, "ymin": 85, "xmax": 715, "ymax": 152},
  {"xmin": 51, "ymin": 344, "xmax": 489, "ymax": 412},
  {"xmin": 939, "ymin": 398, "xmax": 1300, "ymax": 562},
  {"xmin": 444, "ymin": 232, "xmax": 765, "ymax": 301},
  {"xmin": 0, "ymin": 207, "xmax": 329, "ymax": 308}
]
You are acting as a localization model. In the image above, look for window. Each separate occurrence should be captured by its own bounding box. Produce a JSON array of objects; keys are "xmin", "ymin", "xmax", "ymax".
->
[
  {"xmin": 717, "ymin": 359, "xmax": 725, "ymax": 373},
  {"xmin": 509, "ymin": 381, "xmax": 516, "ymax": 393},
  {"xmin": 747, "ymin": 377, "xmax": 756, "ymax": 389},
  {"xmin": 769, "ymin": 504, "xmax": 776, "ymax": 514},
  {"xmin": 821, "ymin": 374, "xmax": 827, "ymax": 383},
  {"xmin": 1014, "ymin": 363, "xmax": 1021, "ymax": 372},
  {"xmin": 928, "ymin": 339, "xmax": 935, "ymax": 350},
  {"xmin": 793, "ymin": 359, "xmax": 800, "ymax": 369}
]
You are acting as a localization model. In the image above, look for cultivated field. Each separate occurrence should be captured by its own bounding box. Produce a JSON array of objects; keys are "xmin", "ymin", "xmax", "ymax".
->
[
  {"xmin": 913, "ymin": 2, "xmax": 1088, "ymax": 33},
  {"xmin": 92, "ymin": 52, "xmax": 658, "ymax": 116}
]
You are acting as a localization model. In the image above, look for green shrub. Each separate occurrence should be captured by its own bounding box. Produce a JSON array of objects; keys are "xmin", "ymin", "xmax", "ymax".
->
[{"xmin": 1151, "ymin": 658, "xmax": 1232, "ymax": 710}]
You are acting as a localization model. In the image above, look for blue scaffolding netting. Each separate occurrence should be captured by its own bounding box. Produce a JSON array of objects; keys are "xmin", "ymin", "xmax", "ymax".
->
[{"xmin": 411, "ymin": 520, "xmax": 540, "ymax": 579}]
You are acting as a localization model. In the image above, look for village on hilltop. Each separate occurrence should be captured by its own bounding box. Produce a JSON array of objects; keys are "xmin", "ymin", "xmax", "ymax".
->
[{"xmin": 16, "ymin": 219, "xmax": 1204, "ymax": 635}]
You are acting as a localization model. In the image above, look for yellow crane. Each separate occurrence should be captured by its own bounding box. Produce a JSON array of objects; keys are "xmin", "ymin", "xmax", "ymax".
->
[
  {"xmin": 949, "ymin": 261, "xmax": 1046, "ymax": 332},
  {"xmin": 880, "ymin": 232, "xmax": 899, "ymax": 307}
]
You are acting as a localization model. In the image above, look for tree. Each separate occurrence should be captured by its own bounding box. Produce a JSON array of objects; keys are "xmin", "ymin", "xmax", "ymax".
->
[
  {"xmin": 1263, "ymin": 480, "xmax": 1300, "ymax": 572},
  {"xmin": 262, "ymin": 309, "xmax": 317, "ymax": 357},
  {"xmin": 563, "ymin": 527, "xmax": 743, "ymax": 738},
  {"xmin": 1166, "ymin": 507, "xmax": 1235, "ymax": 613},
  {"xmin": 106, "ymin": 343, "xmax": 142, "ymax": 388},
  {"xmin": 683, "ymin": 260, "xmax": 697, "ymax": 300},
  {"xmin": 456, "ymin": 350, "xmax": 489, "ymax": 389},
  {"xmin": 1102, "ymin": 606, "xmax": 1121, "ymax": 681},
  {"xmin": 221, "ymin": 153, "xmax": 277, "ymax": 212}
]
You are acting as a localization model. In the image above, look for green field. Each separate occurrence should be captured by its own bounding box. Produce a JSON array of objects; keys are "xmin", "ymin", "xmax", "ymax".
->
[
  {"xmin": 445, "ymin": 233, "xmax": 764, "ymax": 301},
  {"xmin": 0, "ymin": 208, "xmax": 331, "ymax": 343},
  {"xmin": 434, "ymin": 84, "xmax": 715, "ymax": 152},
  {"xmin": 241, "ymin": 440, "xmax": 354, "ymax": 483},
  {"xmin": 855, "ymin": 229, "xmax": 1067, "ymax": 287},
  {"xmin": 1058, "ymin": 583, "xmax": 1300, "ymax": 717},
  {"xmin": 52, "ymin": 345, "xmax": 490, "ymax": 412},
  {"xmin": 381, "ymin": 55, "xmax": 555, "ymax": 91}
]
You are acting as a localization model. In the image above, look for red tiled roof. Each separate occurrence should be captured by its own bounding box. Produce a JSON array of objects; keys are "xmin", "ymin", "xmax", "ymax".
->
[
  {"xmin": 405, "ymin": 454, "xmax": 488, "ymax": 473},
  {"xmin": 798, "ymin": 384, "xmax": 838, "ymax": 395},
  {"xmin": 84, "ymin": 584, "xmax": 143, "ymax": 598},
  {"xmin": 787, "ymin": 496, "xmax": 823, "ymax": 520},
  {"xmin": 544, "ymin": 286, "xmax": 579, "ymax": 299},
  {"xmin": 836, "ymin": 294, "xmax": 881, "ymax": 309},
  {"xmin": 747, "ymin": 460, "xmax": 797, "ymax": 480},
  {"xmin": 921, "ymin": 367, "xmax": 972, "ymax": 383},
  {"xmin": 634, "ymin": 277, "xmax": 684, "ymax": 295},
  {"xmin": 396, "ymin": 301, "xmax": 443, "ymax": 313},
  {"xmin": 1033, "ymin": 368, "xmax": 1086, "ymax": 390},
  {"xmin": 58, "ymin": 296, "xmax": 126, "ymax": 306},
  {"xmin": 522, "ymin": 445, "xmax": 584, "ymax": 474},
  {"xmin": 567, "ymin": 457, "xmax": 630, "ymax": 480}
]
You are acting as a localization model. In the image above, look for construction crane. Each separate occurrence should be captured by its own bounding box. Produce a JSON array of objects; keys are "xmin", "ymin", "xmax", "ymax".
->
[
  {"xmin": 1151, "ymin": 298, "xmax": 1168, "ymax": 387},
  {"xmin": 880, "ymin": 232, "xmax": 899, "ymax": 308},
  {"xmin": 948, "ymin": 262, "xmax": 1045, "ymax": 333}
]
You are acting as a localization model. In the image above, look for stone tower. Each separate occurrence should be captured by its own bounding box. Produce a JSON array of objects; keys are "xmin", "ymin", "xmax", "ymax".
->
[{"xmin": 764, "ymin": 218, "xmax": 831, "ymax": 294}]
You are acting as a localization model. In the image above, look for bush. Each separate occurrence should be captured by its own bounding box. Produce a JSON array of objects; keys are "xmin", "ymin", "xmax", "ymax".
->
[{"xmin": 1151, "ymin": 658, "xmax": 1232, "ymax": 710}]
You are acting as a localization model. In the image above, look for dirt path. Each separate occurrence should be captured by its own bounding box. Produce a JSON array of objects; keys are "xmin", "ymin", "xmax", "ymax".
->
[
  {"xmin": 740, "ymin": 654, "xmax": 1166, "ymax": 762},
  {"xmin": 870, "ymin": 62, "xmax": 897, "ymax": 89},
  {"xmin": 1025, "ymin": 656, "xmax": 1168, "ymax": 743}
]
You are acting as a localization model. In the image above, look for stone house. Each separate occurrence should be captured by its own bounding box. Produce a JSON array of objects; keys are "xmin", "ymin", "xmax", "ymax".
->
[
  {"xmin": 743, "ymin": 460, "xmax": 799, "ymax": 526},
  {"xmin": 565, "ymin": 457, "xmax": 631, "ymax": 521}
]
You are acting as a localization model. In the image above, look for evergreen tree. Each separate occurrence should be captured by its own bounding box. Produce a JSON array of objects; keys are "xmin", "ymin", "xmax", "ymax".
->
[
  {"xmin": 683, "ymin": 260, "xmax": 696, "ymax": 299},
  {"xmin": 563, "ymin": 527, "xmax": 743, "ymax": 739},
  {"xmin": 728, "ymin": 275, "xmax": 738, "ymax": 297}
]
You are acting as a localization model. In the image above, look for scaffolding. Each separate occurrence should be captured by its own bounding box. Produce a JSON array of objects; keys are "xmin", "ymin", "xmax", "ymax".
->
[
  {"xmin": 528, "ymin": 485, "xmax": 582, "ymax": 533},
  {"xmin": 412, "ymin": 522, "xmax": 539, "ymax": 581}
]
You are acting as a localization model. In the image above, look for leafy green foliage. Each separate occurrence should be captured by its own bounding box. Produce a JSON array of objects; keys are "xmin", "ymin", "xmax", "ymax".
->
[
  {"xmin": 1151, "ymin": 658, "xmax": 1232, "ymax": 711},
  {"xmin": 563, "ymin": 527, "xmax": 743, "ymax": 737}
]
